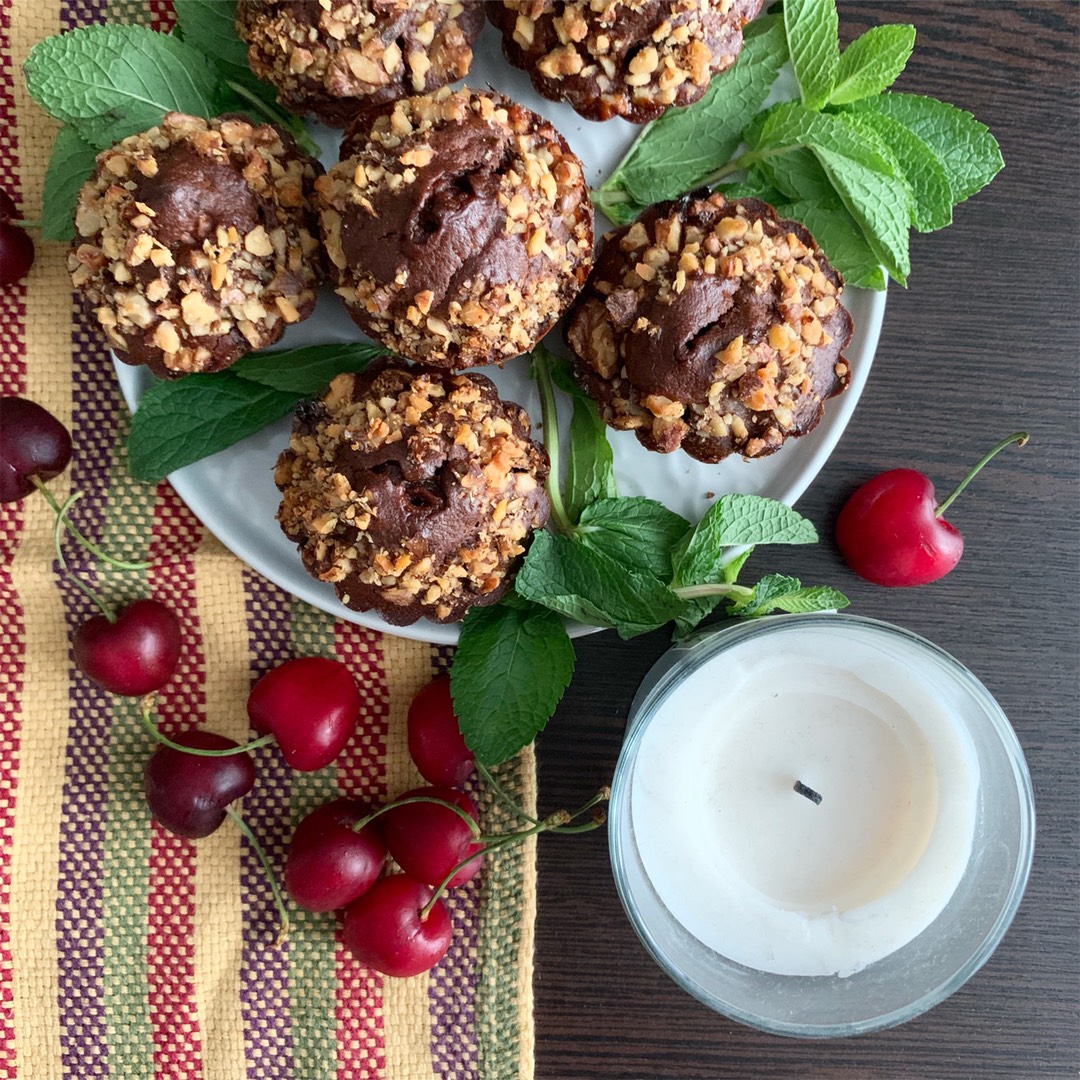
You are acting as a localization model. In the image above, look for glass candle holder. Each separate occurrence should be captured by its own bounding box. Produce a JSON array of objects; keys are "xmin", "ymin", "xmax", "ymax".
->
[{"xmin": 608, "ymin": 613, "xmax": 1035, "ymax": 1037}]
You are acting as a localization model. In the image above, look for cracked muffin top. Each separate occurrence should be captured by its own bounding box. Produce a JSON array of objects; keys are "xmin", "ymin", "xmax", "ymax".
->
[
  {"xmin": 316, "ymin": 86, "xmax": 594, "ymax": 369},
  {"xmin": 275, "ymin": 361, "xmax": 551, "ymax": 625},
  {"xmin": 566, "ymin": 190, "xmax": 854, "ymax": 462}
]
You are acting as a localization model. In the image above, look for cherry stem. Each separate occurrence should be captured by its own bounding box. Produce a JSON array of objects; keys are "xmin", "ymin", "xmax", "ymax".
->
[
  {"xmin": 418, "ymin": 787, "xmax": 611, "ymax": 920},
  {"xmin": 476, "ymin": 760, "xmax": 541, "ymax": 827},
  {"xmin": 351, "ymin": 795, "xmax": 483, "ymax": 839},
  {"xmin": 33, "ymin": 477, "xmax": 152, "ymax": 572},
  {"xmin": 934, "ymin": 431, "xmax": 1030, "ymax": 518},
  {"xmin": 225, "ymin": 808, "xmax": 290, "ymax": 947},
  {"xmin": 138, "ymin": 702, "xmax": 276, "ymax": 757},
  {"xmin": 50, "ymin": 496, "xmax": 115, "ymax": 619}
]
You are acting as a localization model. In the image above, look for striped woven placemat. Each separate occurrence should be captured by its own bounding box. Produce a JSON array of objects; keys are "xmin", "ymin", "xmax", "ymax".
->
[{"xmin": 0, "ymin": 2, "xmax": 536, "ymax": 1077}]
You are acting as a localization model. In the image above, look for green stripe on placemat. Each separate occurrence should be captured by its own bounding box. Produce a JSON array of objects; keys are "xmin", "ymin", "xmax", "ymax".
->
[
  {"xmin": 101, "ymin": 414, "xmax": 156, "ymax": 1078},
  {"xmin": 477, "ymin": 751, "xmax": 536, "ymax": 1079},
  {"xmin": 286, "ymin": 600, "xmax": 342, "ymax": 1080}
]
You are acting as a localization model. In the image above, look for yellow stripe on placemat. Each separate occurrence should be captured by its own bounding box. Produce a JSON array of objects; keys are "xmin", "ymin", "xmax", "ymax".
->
[
  {"xmin": 8, "ymin": 4, "xmax": 70, "ymax": 1075},
  {"xmin": 192, "ymin": 535, "xmax": 253, "ymax": 1080},
  {"xmin": 7, "ymin": 502, "xmax": 68, "ymax": 1080},
  {"xmin": 378, "ymin": 635, "xmax": 438, "ymax": 1080}
]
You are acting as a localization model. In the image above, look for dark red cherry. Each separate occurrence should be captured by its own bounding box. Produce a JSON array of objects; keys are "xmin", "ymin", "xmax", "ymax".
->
[{"xmin": 144, "ymin": 730, "xmax": 256, "ymax": 839}]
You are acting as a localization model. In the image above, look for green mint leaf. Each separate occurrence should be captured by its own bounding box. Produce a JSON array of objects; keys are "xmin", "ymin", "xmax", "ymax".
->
[
  {"xmin": 673, "ymin": 494, "xmax": 817, "ymax": 587},
  {"xmin": 841, "ymin": 108, "xmax": 952, "ymax": 232},
  {"xmin": 848, "ymin": 92, "xmax": 1004, "ymax": 205},
  {"xmin": 577, "ymin": 498, "xmax": 691, "ymax": 580},
  {"xmin": 733, "ymin": 574, "xmax": 850, "ymax": 616},
  {"xmin": 41, "ymin": 125, "xmax": 98, "ymax": 242},
  {"xmin": 597, "ymin": 15, "xmax": 788, "ymax": 210},
  {"xmin": 566, "ymin": 395, "xmax": 617, "ymax": 521},
  {"xmin": 24, "ymin": 24, "xmax": 219, "ymax": 147},
  {"xmin": 829, "ymin": 24, "xmax": 915, "ymax": 105},
  {"xmin": 757, "ymin": 102, "xmax": 912, "ymax": 284},
  {"xmin": 227, "ymin": 342, "xmax": 388, "ymax": 394},
  {"xmin": 173, "ymin": 0, "xmax": 252, "ymax": 76},
  {"xmin": 768, "ymin": 585, "xmax": 850, "ymax": 614},
  {"xmin": 127, "ymin": 374, "xmax": 297, "ymax": 482},
  {"xmin": 784, "ymin": 0, "xmax": 839, "ymax": 110},
  {"xmin": 716, "ymin": 164, "xmax": 788, "ymax": 206},
  {"xmin": 451, "ymin": 598, "xmax": 575, "ymax": 766},
  {"xmin": 774, "ymin": 199, "xmax": 887, "ymax": 289},
  {"xmin": 515, "ymin": 531, "xmax": 683, "ymax": 639},
  {"xmin": 127, "ymin": 343, "xmax": 388, "ymax": 481},
  {"xmin": 757, "ymin": 147, "xmax": 845, "ymax": 209}
]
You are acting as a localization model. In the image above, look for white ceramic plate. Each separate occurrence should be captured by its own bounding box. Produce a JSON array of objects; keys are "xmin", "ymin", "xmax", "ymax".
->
[{"xmin": 115, "ymin": 23, "xmax": 885, "ymax": 645}]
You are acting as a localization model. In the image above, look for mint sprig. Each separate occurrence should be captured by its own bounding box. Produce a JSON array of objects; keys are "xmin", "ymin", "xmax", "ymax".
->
[
  {"xmin": 126, "ymin": 343, "xmax": 388, "ymax": 482},
  {"xmin": 25, "ymin": 3, "xmax": 317, "ymax": 243},
  {"xmin": 593, "ymin": 14, "xmax": 789, "ymax": 226},
  {"xmin": 24, "ymin": 24, "xmax": 219, "ymax": 146},
  {"xmin": 450, "ymin": 346, "xmax": 848, "ymax": 764},
  {"xmin": 591, "ymin": 0, "xmax": 1003, "ymax": 287}
]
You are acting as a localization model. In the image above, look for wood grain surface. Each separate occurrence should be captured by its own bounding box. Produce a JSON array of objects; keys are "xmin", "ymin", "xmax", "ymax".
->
[{"xmin": 532, "ymin": 4, "xmax": 1080, "ymax": 1077}]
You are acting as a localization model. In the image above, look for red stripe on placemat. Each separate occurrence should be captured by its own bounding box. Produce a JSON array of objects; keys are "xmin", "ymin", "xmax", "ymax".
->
[
  {"xmin": 333, "ymin": 622, "xmax": 391, "ymax": 1078},
  {"xmin": 148, "ymin": 0, "xmax": 173, "ymax": 32},
  {"xmin": 146, "ymin": 485, "xmax": 206, "ymax": 1080}
]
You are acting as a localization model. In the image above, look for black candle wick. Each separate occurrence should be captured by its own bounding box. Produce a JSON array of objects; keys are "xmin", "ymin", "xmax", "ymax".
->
[{"xmin": 794, "ymin": 780, "xmax": 823, "ymax": 805}]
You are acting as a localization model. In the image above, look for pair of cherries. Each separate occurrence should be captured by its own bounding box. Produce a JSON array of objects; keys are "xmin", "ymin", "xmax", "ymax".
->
[{"xmin": 1, "ymin": 396, "xmax": 185, "ymax": 694}]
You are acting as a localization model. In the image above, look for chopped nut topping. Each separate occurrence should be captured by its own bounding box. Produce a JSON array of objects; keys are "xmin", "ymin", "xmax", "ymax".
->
[
  {"xmin": 276, "ymin": 363, "xmax": 550, "ymax": 625},
  {"xmin": 317, "ymin": 87, "xmax": 593, "ymax": 368},
  {"xmin": 68, "ymin": 112, "xmax": 322, "ymax": 378},
  {"xmin": 566, "ymin": 191, "xmax": 854, "ymax": 462},
  {"xmin": 489, "ymin": 0, "xmax": 764, "ymax": 123},
  {"xmin": 237, "ymin": 0, "xmax": 485, "ymax": 127}
]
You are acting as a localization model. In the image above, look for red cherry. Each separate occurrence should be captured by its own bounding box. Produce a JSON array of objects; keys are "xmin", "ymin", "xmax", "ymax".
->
[
  {"xmin": 247, "ymin": 657, "xmax": 361, "ymax": 772},
  {"xmin": 836, "ymin": 433, "xmax": 1029, "ymax": 588},
  {"xmin": 0, "ymin": 191, "xmax": 34, "ymax": 286},
  {"xmin": 73, "ymin": 598, "xmax": 183, "ymax": 695},
  {"xmin": 285, "ymin": 798, "xmax": 387, "ymax": 912},
  {"xmin": 407, "ymin": 676, "xmax": 475, "ymax": 787},
  {"xmin": 144, "ymin": 730, "xmax": 256, "ymax": 838},
  {"xmin": 835, "ymin": 469, "xmax": 963, "ymax": 586},
  {"xmin": 383, "ymin": 786, "xmax": 484, "ymax": 889},
  {"xmin": 342, "ymin": 874, "xmax": 452, "ymax": 977},
  {"xmin": 0, "ymin": 396, "xmax": 73, "ymax": 503}
]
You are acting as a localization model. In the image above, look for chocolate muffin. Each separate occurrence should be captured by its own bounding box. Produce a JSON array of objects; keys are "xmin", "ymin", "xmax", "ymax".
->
[
  {"xmin": 565, "ymin": 191, "xmax": 854, "ymax": 462},
  {"xmin": 237, "ymin": 0, "xmax": 485, "ymax": 127},
  {"xmin": 68, "ymin": 113, "xmax": 322, "ymax": 378},
  {"xmin": 488, "ymin": 0, "xmax": 764, "ymax": 123},
  {"xmin": 275, "ymin": 362, "xmax": 550, "ymax": 625},
  {"xmin": 316, "ymin": 86, "xmax": 594, "ymax": 368}
]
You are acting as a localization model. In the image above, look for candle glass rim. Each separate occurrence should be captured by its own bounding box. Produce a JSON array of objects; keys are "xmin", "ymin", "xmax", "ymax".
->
[{"xmin": 608, "ymin": 612, "xmax": 1036, "ymax": 1039}]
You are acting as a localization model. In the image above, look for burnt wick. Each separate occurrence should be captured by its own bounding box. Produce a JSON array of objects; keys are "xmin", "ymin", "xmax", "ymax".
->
[{"xmin": 794, "ymin": 780, "xmax": 823, "ymax": 805}]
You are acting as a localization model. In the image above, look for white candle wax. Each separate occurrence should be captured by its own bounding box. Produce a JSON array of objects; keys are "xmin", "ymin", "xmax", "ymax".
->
[{"xmin": 631, "ymin": 626, "xmax": 980, "ymax": 977}]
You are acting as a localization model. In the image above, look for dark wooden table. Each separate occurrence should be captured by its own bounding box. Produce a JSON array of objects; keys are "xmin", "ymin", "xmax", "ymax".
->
[{"xmin": 533, "ymin": 4, "xmax": 1080, "ymax": 1077}]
